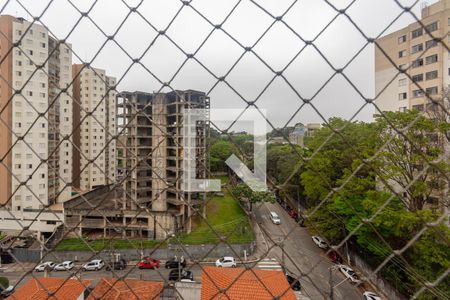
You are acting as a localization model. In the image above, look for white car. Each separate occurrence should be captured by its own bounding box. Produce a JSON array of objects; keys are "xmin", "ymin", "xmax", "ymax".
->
[
  {"xmin": 82, "ymin": 259, "xmax": 104, "ymax": 271},
  {"xmin": 338, "ymin": 265, "xmax": 361, "ymax": 284},
  {"xmin": 54, "ymin": 261, "xmax": 74, "ymax": 271},
  {"xmin": 215, "ymin": 256, "xmax": 236, "ymax": 268},
  {"xmin": 34, "ymin": 261, "xmax": 56, "ymax": 272},
  {"xmin": 363, "ymin": 291, "xmax": 382, "ymax": 300},
  {"xmin": 311, "ymin": 236, "xmax": 328, "ymax": 249},
  {"xmin": 270, "ymin": 212, "xmax": 281, "ymax": 225}
]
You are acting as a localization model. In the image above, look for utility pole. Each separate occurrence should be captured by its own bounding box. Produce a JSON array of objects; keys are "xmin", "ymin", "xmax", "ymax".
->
[{"xmin": 329, "ymin": 267, "xmax": 334, "ymax": 300}]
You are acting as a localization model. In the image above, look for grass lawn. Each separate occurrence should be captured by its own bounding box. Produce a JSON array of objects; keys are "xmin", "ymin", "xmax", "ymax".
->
[
  {"xmin": 55, "ymin": 238, "xmax": 165, "ymax": 251},
  {"xmin": 177, "ymin": 178, "xmax": 255, "ymax": 245}
]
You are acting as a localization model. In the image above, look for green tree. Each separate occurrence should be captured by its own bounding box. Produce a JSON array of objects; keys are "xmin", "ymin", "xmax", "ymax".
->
[
  {"xmin": 209, "ymin": 139, "xmax": 235, "ymax": 172},
  {"xmin": 375, "ymin": 110, "xmax": 449, "ymax": 211},
  {"xmin": 231, "ymin": 183, "xmax": 275, "ymax": 211},
  {"xmin": 301, "ymin": 118, "xmax": 378, "ymax": 207}
]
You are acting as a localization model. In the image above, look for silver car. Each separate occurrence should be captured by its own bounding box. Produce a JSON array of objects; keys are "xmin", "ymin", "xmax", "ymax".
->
[
  {"xmin": 34, "ymin": 261, "xmax": 56, "ymax": 272},
  {"xmin": 82, "ymin": 259, "xmax": 104, "ymax": 271},
  {"xmin": 54, "ymin": 261, "xmax": 74, "ymax": 271}
]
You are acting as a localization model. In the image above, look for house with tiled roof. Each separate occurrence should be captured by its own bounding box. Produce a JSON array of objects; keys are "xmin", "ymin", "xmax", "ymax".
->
[
  {"xmin": 7, "ymin": 277, "xmax": 91, "ymax": 300},
  {"xmin": 201, "ymin": 266, "xmax": 297, "ymax": 300},
  {"xmin": 86, "ymin": 277, "xmax": 164, "ymax": 300}
]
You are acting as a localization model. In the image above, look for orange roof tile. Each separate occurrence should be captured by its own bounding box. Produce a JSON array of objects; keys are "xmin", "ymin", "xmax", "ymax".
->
[
  {"xmin": 7, "ymin": 277, "xmax": 91, "ymax": 300},
  {"xmin": 86, "ymin": 277, "xmax": 164, "ymax": 300},
  {"xmin": 201, "ymin": 266, "xmax": 297, "ymax": 300}
]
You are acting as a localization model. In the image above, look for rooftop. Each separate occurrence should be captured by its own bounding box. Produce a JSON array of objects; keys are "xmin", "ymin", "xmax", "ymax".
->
[
  {"xmin": 201, "ymin": 266, "xmax": 297, "ymax": 300},
  {"xmin": 7, "ymin": 278, "xmax": 91, "ymax": 300},
  {"xmin": 86, "ymin": 277, "xmax": 164, "ymax": 300}
]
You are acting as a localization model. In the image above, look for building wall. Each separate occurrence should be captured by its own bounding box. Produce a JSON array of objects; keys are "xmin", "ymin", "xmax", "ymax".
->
[
  {"xmin": 0, "ymin": 15, "xmax": 14, "ymax": 206},
  {"xmin": 375, "ymin": 0, "xmax": 450, "ymax": 113},
  {"xmin": 10, "ymin": 19, "xmax": 49, "ymax": 211},
  {"xmin": 0, "ymin": 16, "xmax": 72, "ymax": 236},
  {"xmin": 72, "ymin": 65, "xmax": 116, "ymax": 192}
]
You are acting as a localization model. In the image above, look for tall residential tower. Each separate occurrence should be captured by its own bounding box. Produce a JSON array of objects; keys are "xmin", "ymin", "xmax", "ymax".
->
[
  {"xmin": 0, "ymin": 15, "xmax": 72, "ymax": 235},
  {"xmin": 72, "ymin": 64, "xmax": 117, "ymax": 192},
  {"xmin": 375, "ymin": 0, "xmax": 450, "ymax": 113}
]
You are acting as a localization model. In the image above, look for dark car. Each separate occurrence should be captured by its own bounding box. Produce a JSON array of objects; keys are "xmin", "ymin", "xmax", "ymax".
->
[
  {"xmin": 168, "ymin": 269, "xmax": 193, "ymax": 281},
  {"xmin": 165, "ymin": 259, "xmax": 186, "ymax": 269},
  {"xmin": 327, "ymin": 250, "xmax": 343, "ymax": 264},
  {"xmin": 285, "ymin": 274, "xmax": 301, "ymax": 291},
  {"xmin": 105, "ymin": 258, "xmax": 127, "ymax": 271}
]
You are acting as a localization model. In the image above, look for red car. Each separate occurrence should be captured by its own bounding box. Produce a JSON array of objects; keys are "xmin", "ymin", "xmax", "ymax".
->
[
  {"xmin": 137, "ymin": 257, "xmax": 160, "ymax": 269},
  {"xmin": 327, "ymin": 250, "xmax": 343, "ymax": 264}
]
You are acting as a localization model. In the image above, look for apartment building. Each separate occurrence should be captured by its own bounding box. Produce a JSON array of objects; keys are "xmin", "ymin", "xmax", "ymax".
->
[
  {"xmin": 375, "ymin": 0, "xmax": 450, "ymax": 113},
  {"xmin": 72, "ymin": 64, "xmax": 116, "ymax": 192},
  {"xmin": 0, "ymin": 15, "xmax": 72, "ymax": 235},
  {"xmin": 63, "ymin": 90, "xmax": 208, "ymax": 239},
  {"xmin": 288, "ymin": 123, "xmax": 321, "ymax": 147}
]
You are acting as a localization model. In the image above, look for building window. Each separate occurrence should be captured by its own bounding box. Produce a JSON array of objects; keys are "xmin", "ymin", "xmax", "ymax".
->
[
  {"xmin": 412, "ymin": 58, "xmax": 423, "ymax": 68},
  {"xmin": 425, "ymin": 39, "xmax": 437, "ymax": 49},
  {"xmin": 425, "ymin": 54, "xmax": 438, "ymax": 64},
  {"xmin": 425, "ymin": 21, "xmax": 438, "ymax": 32},
  {"xmin": 411, "ymin": 43, "xmax": 423, "ymax": 54},
  {"xmin": 40, "ymin": 42, "xmax": 46, "ymax": 48},
  {"xmin": 399, "ymin": 107, "xmax": 407, "ymax": 112},
  {"xmin": 411, "ymin": 74, "xmax": 423, "ymax": 82},
  {"xmin": 425, "ymin": 70, "xmax": 438, "ymax": 80},
  {"xmin": 411, "ymin": 28, "xmax": 423, "ymax": 38},
  {"xmin": 398, "ymin": 92, "xmax": 407, "ymax": 100},
  {"xmin": 398, "ymin": 50, "xmax": 407, "ymax": 58},
  {"xmin": 412, "ymin": 89, "xmax": 424, "ymax": 98},
  {"xmin": 425, "ymin": 86, "xmax": 438, "ymax": 95},
  {"xmin": 398, "ymin": 78, "xmax": 407, "ymax": 87},
  {"xmin": 412, "ymin": 104, "xmax": 424, "ymax": 111}
]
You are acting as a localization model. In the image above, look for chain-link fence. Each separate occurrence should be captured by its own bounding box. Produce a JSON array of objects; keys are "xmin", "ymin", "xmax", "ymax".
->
[{"xmin": 0, "ymin": 0, "xmax": 449, "ymax": 299}]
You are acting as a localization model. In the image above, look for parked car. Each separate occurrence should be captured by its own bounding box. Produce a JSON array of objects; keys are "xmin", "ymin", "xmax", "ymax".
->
[
  {"xmin": 165, "ymin": 258, "xmax": 186, "ymax": 269},
  {"xmin": 288, "ymin": 209, "xmax": 298, "ymax": 220},
  {"xmin": 34, "ymin": 261, "xmax": 56, "ymax": 272},
  {"xmin": 285, "ymin": 273, "xmax": 301, "ymax": 291},
  {"xmin": 0, "ymin": 285, "xmax": 14, "ymax": 297},
  {"xmin": 363, "ymin": 291, "xmax": 382, "ymax": 300},
  {"xmin": 54, "ymin": 261, "xmax": 74, "ymax": 271},
  {"xmin": 337, "ymin": 265, "xmax": 361, "ymax": 284},
  {"xmin": 269, "ymin": 211, "xmax": 281, "ymax": 225},
  {"xmin": 215, "ymin": 256, "xmax": 236, "ymax": 268},
  {"xmin": 82, "ymin": 259, "xmax": 104, "ymax": 271},
  {"xmin": 137, "ymin": 257, "xmax": 160, "ymax": 269},
  {"xmin": 105, "ymin": 258, "xmax": 127, "ymax": 271},
  {"xmin": 312, "ymin": 236, "xmax": 328, "ymax": 249},
  {"xmin": 168, "ymin": 269, "xmax": 193, "ymax": 281},
  {"xmin": 327, "ymin": 250, "xmax": 343, "ymax": 264}
]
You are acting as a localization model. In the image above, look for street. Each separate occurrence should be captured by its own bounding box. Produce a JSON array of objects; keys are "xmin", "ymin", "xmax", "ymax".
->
[
  {"xmin": 3, "ymin": 262, "xmax": 205, "ymax": 288},
  {"xmin": 253, "ymin": 201, "xmax": 362, "ymax": 300},
  {"xmin": 2, "ymin": 201, "xmax": 363, "ymax": 299}
]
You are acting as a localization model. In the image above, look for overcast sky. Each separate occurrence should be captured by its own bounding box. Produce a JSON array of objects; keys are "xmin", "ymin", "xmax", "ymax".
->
[{"xmin": 1, "ymin": 0, "xmax": 427, "ymax": 133}]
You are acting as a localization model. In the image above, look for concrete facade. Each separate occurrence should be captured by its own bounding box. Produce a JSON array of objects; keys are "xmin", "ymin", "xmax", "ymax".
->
[
  {"xmin": 375, "ymin": 0, "xmax": 450, "ymax": 113},
  {"xmin": 72, "ymin": 64, "xmax": 116, "ymax": 192},
  {"xmin": 0, "ymin": 16, "xmax": 72, "ymax": 236},
  {"xmin": 63, "ymin": 90, "xmax": 208, "ymax": 240}
]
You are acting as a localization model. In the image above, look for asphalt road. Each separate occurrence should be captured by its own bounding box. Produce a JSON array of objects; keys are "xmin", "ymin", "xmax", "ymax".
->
[
  {"xmin": 4, "ymin": 263, "xmax": 205, "ymax": 288},
  {"xmin": 254, "ymin": 201, "xmax": 362, "ymax": 300}
]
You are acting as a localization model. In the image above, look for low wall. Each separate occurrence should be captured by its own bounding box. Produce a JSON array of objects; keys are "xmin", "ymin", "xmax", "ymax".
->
[
  {"xmin": 11, "ymin": 242, "xmax": 255, "ymax": 264},
  {"xmin": 349, "ymin": 251, "xmax": 407, "ymax": 300}
]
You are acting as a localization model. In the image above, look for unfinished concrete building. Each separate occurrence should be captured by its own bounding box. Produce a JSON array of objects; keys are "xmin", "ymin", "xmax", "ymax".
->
[{"xmin": 63, "ymin": 90, "xmax": 209, "ymax": 240}]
